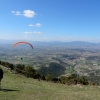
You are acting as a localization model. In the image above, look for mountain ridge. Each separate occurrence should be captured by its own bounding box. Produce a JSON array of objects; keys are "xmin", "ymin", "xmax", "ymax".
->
[{"xmin": 0, "ymin": 39, "xmax": 100, "ymax": 48}]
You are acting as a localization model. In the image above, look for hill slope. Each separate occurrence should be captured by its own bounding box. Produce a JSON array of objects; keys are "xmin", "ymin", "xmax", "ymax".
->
[{"xmin": 0, "ymin": 66, "xmax": 100, "ymax": 100}]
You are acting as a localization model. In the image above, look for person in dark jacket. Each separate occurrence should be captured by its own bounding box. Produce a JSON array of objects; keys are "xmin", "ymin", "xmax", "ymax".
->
[{"xmin": 0, "ymin": 68, "xmax": 3, "ymax": 89}]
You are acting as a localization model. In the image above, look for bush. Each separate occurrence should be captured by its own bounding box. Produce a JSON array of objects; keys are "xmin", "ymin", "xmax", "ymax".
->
[
  {"xmin": 23, "ymin": 66, "xmax": 36, "ymax": 78},
  {"xmin": 59, "ymin": 76, "xmax": 68, "ymax": 84},
  {"xmin": 45, "ymin": 74, "xmax": 53, "ymax": 81}
]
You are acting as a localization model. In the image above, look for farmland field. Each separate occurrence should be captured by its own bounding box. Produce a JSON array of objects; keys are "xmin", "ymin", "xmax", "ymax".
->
[{"xmin": 1, "ymin": 43, "xmax": 100, "ymax": 84}]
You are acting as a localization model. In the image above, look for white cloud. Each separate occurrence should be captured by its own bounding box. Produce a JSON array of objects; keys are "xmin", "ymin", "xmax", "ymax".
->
[
  {"xmin": 12, "ymin": 11, "xmax": 15, "ymax": 13},
  {"xmin": 29, "ymin": 23, "xmax": 42, "ymax": 27},
  {"xmin": 29, "ymin": 24, "xmax": 34, "ymax": 26},
  {"xmin": 35, "ymin": 23, "xmax": 42, "ymax": 27},
  {"xmin": 12, "ymin": 10, "xmax": 36, "ymax": 18},
  {"xmin": 15, "ymin": 11, "xmax": 21, "ymax": 15},
  {"xmin": 33, "ymin": 31, "xmax": 42, "ymax": 34},
  {"xmin": 12, "ymin": 11, "xmax": 21, "ymax": 15},
  {"xmin": 23, "ymin": 10, "xmax": 36, "ymax": 18},
  {"xmin": 24, "ymin": 31, "xmax": 42, "ymax": 34},
  {"xmin": 24, "ymin": 31, "xmax": 33, "ymax": 34}
]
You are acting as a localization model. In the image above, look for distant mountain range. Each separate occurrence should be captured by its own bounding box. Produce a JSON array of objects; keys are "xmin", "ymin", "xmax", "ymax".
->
[{"xmin": 0, "ymin": 39, "xmax": 100, "ymax": 48}]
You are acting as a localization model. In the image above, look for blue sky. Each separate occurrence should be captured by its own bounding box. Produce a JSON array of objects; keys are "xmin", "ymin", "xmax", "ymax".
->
[{"xmin": 0, "ymin": 0, "xmax": 100, "ymax": 42}]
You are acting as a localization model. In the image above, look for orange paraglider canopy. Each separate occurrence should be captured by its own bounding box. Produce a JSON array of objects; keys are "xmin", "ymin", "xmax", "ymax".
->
[{"xmin": 13, "ymin": 42, "xmax": 33, "ymax": 49}]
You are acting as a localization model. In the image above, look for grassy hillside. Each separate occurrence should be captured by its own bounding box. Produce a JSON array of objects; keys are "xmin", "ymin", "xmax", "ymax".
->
[{"xmin": 0, "ymin": 67, "xmax": 100, "ymax": 100}]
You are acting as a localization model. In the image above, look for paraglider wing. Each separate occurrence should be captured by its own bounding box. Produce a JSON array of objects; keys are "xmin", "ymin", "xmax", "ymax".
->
[{"xmin": 13, "ymin": 42, "xmax": 33, "ymax": 49}]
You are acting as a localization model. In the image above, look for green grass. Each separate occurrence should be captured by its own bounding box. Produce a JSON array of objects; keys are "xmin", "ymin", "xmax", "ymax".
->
[{"xmin": 0, "ymin": 68, "xmax": 100, "ymax": 100}]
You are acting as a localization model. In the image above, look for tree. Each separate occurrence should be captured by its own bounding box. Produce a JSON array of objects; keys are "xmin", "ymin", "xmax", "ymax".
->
[
  {"xmin": 15, "ymin": 64, "xmax": 25, "ymax": 70},
  {"xmin": 9, "ymin": 63, "xmax": 14, "ymax": 70},
  {"xmin": 14, "ymin": 64, "xmax": 25, "ymax": 74},
  {"xmin": 51, "ymin": 77, "xmax": 60, "ymax": 83},
  {"xmin": 79, "ymin": 76, "xmax": 89, "ymax": 85}
]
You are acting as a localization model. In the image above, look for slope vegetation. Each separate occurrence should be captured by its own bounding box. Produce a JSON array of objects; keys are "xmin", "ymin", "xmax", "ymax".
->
[{"xmin": 0, "ymin": 66, "xmax": 100, "ymax": 100}]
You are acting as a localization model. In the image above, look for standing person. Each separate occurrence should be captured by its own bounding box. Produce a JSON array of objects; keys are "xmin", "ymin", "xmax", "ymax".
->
[{"xmin": 0, "ymin": 68, "xmax": 3, "ymax": 89}]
